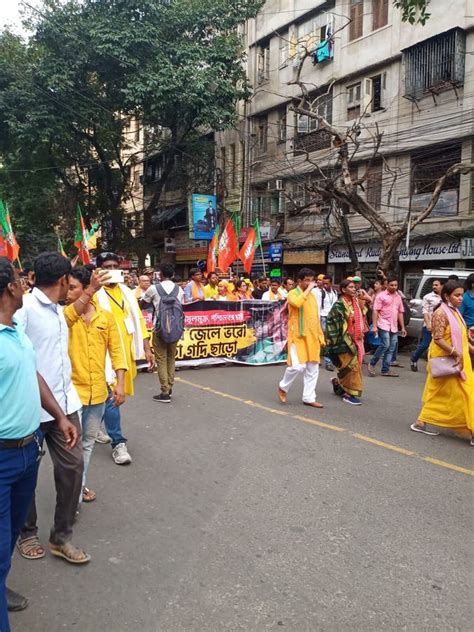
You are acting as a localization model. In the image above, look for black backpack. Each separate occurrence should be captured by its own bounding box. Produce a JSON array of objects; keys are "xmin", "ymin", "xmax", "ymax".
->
[{"xmin": 155, "ymin": 284, "xmax": 184, "ymax": 343}]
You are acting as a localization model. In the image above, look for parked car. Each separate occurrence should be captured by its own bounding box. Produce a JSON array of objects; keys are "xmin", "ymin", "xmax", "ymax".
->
[{"xmin": 406, "ymin": 268, "xmax": 472, "ymax": 340}]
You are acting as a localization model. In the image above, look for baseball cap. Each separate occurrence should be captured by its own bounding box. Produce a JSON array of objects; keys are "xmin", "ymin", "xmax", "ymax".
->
[
  {"xmin": 352, "ymin": 276, "xmax": 362, "ymax": 283},
  {"xmin": 317, "ymin": 274, "xmax": 325, "ymax": 280}
]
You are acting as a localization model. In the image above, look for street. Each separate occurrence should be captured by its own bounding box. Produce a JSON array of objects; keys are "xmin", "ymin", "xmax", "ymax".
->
[{"xmin": 10, "ymin": 356, "xmax": 473, "ymax": 631}]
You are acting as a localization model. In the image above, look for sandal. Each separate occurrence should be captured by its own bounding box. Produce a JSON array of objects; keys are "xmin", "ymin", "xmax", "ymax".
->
[
  {"xmin": 82, "ymin": 487, "xmax": 96, "ymax": 503},
  {"xmin": 367, "ymin": 364, "xmax": 376, "ymax": 377},
  {"xmin": 16, "ymin": 536, "xmax": 46, "ymax": 560},
  {"xmin": 381, "ymin": 371, "xmax": 399, "ymax": 377},
  {"xmin": 48, "ymin": 542, "xmax": 91, "ymax": 565}
]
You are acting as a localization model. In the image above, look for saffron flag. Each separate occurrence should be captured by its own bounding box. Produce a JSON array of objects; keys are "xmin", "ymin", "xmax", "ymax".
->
[
  {"xmin": 207, "ymin": 228, "xmax": 219, "ymax": 273},
  {"xmin": 217, "ymin": 218, "xmax": 238, "ymax": 272},
  {"xmin": 58, "ymin": 236, "xmax": 67, "ymax": 258},
  {"xmin": 238, "ymin": 218, "xmax": 261, "ymax": 274},
  {"xmin": 74, "ymin": 205, "xmax": 91, "ymax": 264},
  {"xmin": 0, "ymin": 200, "xmax": 20, "ymax": 262}
]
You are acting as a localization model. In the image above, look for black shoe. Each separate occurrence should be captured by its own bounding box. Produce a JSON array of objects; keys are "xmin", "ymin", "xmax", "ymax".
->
[
  {"xmin": 153, "ymin": 393, "xmax": 171, "ymax": 403},
  {"xmin": 7, "ymin": 588, "xmax": 28, "ymax": 612},
  {"xmin": 410, "ymin": 360, "xmax": 418, "ymax": 372}
]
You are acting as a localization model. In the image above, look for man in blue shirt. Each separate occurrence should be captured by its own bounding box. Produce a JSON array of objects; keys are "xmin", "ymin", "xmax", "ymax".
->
[
  {"xmin": 0, "ymin": 257, "xmax": 78, "ymax": 632},
  {"xmin": 460, "ymin": 273, "xmax": 474, "ymax": 327}
]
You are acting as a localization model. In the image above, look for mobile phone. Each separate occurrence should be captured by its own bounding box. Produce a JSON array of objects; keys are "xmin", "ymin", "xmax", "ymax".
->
[{"xmin": 103, "ymin": 269, "xmax": 124, "ymax": 285}]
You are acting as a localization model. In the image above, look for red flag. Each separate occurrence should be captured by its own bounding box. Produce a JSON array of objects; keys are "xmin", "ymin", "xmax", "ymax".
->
[
  {"xmin": 207, "ymin": 228, "xmax": 219, "ymax": 273},
  {"xmin": 217, "ymin": 219, "xmax": 238, "ymax": 272},
  {"xmin": 238, "ymin": 227, "xmax": 258, "ymax": 274},
  {"xmin": 0, "ymin": 201, "xmax": 20, "ymax": 262}
]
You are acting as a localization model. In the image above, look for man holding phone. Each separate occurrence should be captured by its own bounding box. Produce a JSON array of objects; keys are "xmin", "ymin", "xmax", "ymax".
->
[{"xmin": 95, "ymin": 252, "xmax": 155, "ymax": 465}]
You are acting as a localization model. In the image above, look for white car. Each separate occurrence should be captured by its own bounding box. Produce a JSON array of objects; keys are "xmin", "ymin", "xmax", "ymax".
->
[{"xmin": 406, "ymin": 268, "xmax": 471, "ymax": 340}]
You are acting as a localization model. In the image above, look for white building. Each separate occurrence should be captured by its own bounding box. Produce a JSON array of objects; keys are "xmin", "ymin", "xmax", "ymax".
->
[{"xmin": 216, "ymin": 0, "xmax": 474, "ymax": 285}]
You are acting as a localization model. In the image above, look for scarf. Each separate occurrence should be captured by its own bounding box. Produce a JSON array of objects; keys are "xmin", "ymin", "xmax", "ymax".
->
[
  {"xmin": 269, "ymin": 289, "xmax": 282, "ymax": 301},
  {"xmin": 348, "ymin": 295, "xmax": 365, "ymax": 365},
  {"xmin": 191, "ymin": 281, "xmax": 204, "ymax": 301},
  {"xmin": 97, "ymin": 284, "xmax": 145, "ymax": 384},
  {"xmin": 294, "ymin": 287, "xmax": 305, "ymax": 337},
  {"xmin": 441, "ymin": 302, "xmax": 467, "ymax": 381}
]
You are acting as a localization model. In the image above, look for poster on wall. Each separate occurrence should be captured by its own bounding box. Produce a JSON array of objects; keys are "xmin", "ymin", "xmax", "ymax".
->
[
  {"xmin": 176, "ymin": 300, "xmax": 288, "ymax": 367},
  {"xmin": 190, "ymin": 194, "xmax": 218, "ymax": 240}
]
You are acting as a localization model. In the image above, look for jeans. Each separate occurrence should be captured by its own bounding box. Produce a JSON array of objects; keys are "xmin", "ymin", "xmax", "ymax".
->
[
  {"xmin": 0, "ymin": 439, "xmax": 40, "ymax": 632},
  {"xmin": 81, "ymin": 403, "xmax": 106, "ymax": 491},
  {"xmin": 411, "ymin": 326, "xmax": 432, "ymax": 363},
  {"xmin": 21, "ymin": 412, "xmax": 83, "ymax": 546},
  {"xmin": 369, "ymin": 328, "xmax": 398, "ymax": 374},
  {"xmin": 320, "ymin": 317, "xmax": 331, "ymax": 367},
  {"xmin": 153, "ymin": 333, "xmax": 178, "ymax": 395},
  {"xmin": 103, "ymin": 393, "xmax": 127, "ymax": 449}
]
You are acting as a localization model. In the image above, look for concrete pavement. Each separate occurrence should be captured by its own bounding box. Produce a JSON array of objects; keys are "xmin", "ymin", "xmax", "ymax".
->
[{"xmin": 9, "ymin": 355, "xmax": 473, "ymax": 631}]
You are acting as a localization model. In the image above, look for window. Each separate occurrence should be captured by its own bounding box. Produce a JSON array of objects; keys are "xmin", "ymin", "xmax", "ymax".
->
[
  {"xmin": 347, "ymin": 82, "xmax": 361, "ymax": 119},
  {"xmin": 366, "ymin": 162, "xmax": 383, "ymax": 209},
  {"xmin": 410, "ymin": 144, "xmax": 461, "ymax": 217},
  {"xmin": 370, "ymin": 73, "xmax": 385, "ymax": 111},
  {"xmin": 229, "ymin": 144, "xmax": 236, "ymax": 189},
  {"xmin": 403, "ymin": 28, "xmax": 466, "ymax": 100},
  {"xmin": 257, "ymin": 43, "xmax": 270, "ymax": 83},
  {"xmin": 278, "ymin": 111, "xmax": 287, "ymax": 143},
  {"xmin": 349, "ymin": 0, "xmax": 364, "ymax": 41},
  {"xmin": 372, "ymin": 0, "xmax": 388, "ymax": 31},
  {"xmin": 255, "ymin": 117, "xmax": 268, "ymax": 155},
  {"xmin": 294, "ymin": 91, "xmax": 333, "ymax": 153}
]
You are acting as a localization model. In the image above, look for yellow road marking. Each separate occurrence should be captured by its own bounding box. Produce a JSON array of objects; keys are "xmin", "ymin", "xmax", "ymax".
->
[
  {"xmin": 294, "ymin": 415, "xmax": 346, "ymax": 433},
  {"xmin": 175, "ymin": 377, "xmax": 474, "ymax": 477},
  {"xmin": 352, "ymin": 434, "xmax": 416, "ymax": 456}
]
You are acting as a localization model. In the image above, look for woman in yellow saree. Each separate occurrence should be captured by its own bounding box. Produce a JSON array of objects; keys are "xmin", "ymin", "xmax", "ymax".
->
[{"xmin": 411, "ymin": 280, "xmax": 474, "ymax": 445}]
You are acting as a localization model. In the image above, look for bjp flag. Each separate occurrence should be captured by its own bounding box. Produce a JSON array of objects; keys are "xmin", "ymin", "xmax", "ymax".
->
[{"xmin": 217, "ymin": 219, "xmax": 238, "ymax": 272}]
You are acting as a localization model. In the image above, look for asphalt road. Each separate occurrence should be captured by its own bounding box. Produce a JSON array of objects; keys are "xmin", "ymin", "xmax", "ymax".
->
[{"xmin": 9, "ymin": 354, "xmax": 473, "ymax": 631}]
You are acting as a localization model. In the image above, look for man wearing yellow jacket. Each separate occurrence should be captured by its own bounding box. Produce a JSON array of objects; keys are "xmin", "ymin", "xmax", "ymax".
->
[
  {"xmin": 278, "ymin": 268, "xmax": 325, "ymax": 408},
  {"xmin": 64, "ymin": 267, "xmax": 127, "ymax": 502}
]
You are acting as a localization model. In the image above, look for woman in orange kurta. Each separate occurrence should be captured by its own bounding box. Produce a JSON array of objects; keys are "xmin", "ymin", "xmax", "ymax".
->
[{"xmin": 278, "ymin": 268, "xmax": 325, "ymax": 408}]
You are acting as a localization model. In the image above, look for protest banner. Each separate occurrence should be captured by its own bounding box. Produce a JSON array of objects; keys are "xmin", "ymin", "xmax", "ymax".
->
[{"xmin": 176, "ymin": 300, "xmax": 288, "ymax": 367}]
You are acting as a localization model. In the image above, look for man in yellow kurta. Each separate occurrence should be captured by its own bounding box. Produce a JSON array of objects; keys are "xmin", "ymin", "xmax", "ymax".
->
[
  {"xmin": 95, "ymin": 252, "xmax": 155, "ymax": 465},
  {"xmin": 278, "ymin": 268, "xmax": 325, "ymax": 408}
]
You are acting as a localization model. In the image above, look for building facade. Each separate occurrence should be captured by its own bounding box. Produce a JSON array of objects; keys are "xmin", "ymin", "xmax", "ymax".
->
[{"xmin": 216, "ymin": 0, "xmax": 474, "ymax": 289}]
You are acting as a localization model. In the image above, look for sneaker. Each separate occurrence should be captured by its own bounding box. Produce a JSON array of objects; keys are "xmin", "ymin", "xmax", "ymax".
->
[
  {"xmin": 410, "ymin": 423, "xmax": 439, "ymax": 436},
  {"xmin": 343, "ymin": 395, "xmax": 362, "ymax": 406},
  {"xmin": 410, "ymin": 360, "xmax": 418, "ymax": 372},
  {"xmin": 325, "ymin": 363, "xmax": 335, "ymax": 372},
  {"xmin": 96, "ymin": 430, "xmax": 111, "ymax": 444},
  {"xmin": 153, "ymin": 393, "xmax": 171, "ymax": 403},
  {"xmin": 112, "ymin": 442, "xmax": 132, "ymax": 465}
]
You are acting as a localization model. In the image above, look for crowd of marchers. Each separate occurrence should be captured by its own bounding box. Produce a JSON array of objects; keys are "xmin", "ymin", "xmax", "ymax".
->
[{"xmin": 0, "ymin": 252, "xmax": 473, "ymax": 632}]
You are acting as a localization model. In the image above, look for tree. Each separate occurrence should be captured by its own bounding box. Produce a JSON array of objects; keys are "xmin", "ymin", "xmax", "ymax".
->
[
  {"xmin": 394, "ymin": 0, "xmax": 431, "ymax": 25},
  {"xmin": 0, "ymin": 0, "xmax": 264, "ymax": 261}
]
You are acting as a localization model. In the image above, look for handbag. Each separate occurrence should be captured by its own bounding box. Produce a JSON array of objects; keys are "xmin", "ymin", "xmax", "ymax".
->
[{"xmin": 429, "ymin": 356, "xmax": 460, "ymax": 378}]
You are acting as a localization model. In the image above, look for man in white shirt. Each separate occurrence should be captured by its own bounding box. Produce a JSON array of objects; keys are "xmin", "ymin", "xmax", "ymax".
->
[
  {"xmin": 313, "ymin": 275, "xmax": 338, "ymax": 371},
  {"xmin": 16, "ymin": 252, "xmax": 90, "ymax": 565},
  {"xmin": 262, "ymin": 280, "xmax": 284, "ymax": 301},
  {"xmin": 141, "ymin": 263, "xmax": 184, "ymax": 403}
]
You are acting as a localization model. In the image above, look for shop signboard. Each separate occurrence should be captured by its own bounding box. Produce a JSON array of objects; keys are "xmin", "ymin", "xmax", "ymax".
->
[
  {"xmin": 268, "ymin": 242, "xmax": 283, "ymax": 262},
  {"xmin": 461, "ymin": 237, "xmax": 474, "ymax": 259},
  {"xmin": 328, "ymin": 239, "xmax": 462, "ymax": 263},
  {"xmin": 283, "ymin": 250, "xmax": 326, "ymax": 265}
]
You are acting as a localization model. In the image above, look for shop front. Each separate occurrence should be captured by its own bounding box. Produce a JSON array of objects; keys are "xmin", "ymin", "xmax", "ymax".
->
[
  {"xmin": 328, "ymin": 237, "xmax": 471, "ymax": 291},
  {"xmin": 282, "ymin": 249, "xmax": 326, "ymax": 278}
]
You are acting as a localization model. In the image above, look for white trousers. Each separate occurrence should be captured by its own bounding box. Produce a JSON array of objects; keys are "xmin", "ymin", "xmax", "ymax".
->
[{"xmin": 279, "ymin": 345, "xmax": 320, "ymax": 403}]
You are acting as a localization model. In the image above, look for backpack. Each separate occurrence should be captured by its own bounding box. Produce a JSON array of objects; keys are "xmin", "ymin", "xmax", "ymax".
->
[{"xmin": 155, "ymin": 283, "xmax": 184, "ymax": 343}]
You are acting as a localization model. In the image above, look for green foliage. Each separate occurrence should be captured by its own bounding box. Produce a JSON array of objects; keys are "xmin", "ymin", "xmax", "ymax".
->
[
  {"xmin": 0, "ymin": 0, "xmax": 264, "ymax": 253},
  {"xmin": 393, "ymin": 0, "xmax": 431, "ymax": 25}
]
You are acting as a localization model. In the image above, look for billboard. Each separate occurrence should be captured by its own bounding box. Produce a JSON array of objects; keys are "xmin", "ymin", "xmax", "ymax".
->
[{"xmin": 190, "ymin": 194, "xmax": 217, "ymax": 240}]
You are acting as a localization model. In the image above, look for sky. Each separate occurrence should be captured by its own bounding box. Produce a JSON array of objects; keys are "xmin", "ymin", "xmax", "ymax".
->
[{"xmin": 0, "ymin": 0, "xmax": 40, "ymax": 34}]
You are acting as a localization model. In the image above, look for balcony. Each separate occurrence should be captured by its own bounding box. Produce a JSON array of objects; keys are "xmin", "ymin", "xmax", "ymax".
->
[
  {"xmin": 403, "ymin": 28, "xmax": 465, "ymax": 101},
  {"xmin": 294, "ymin": 128, "xmax": 332, "ymax": 155}
]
